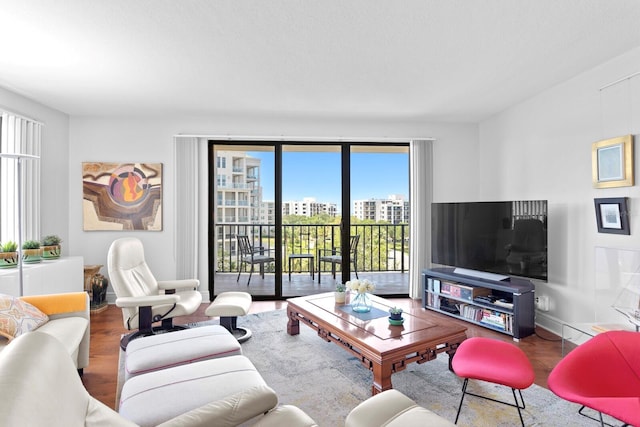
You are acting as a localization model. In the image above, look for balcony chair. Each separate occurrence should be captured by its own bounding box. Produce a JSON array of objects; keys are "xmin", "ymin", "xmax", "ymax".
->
[
  {"xmin": 318, "ymin": 235, "xmax": 359, "ymax": 284},
  {"xmin": 107, "ymin": 237, "xmax": 202, "ymax": 350},
  {"xmin": 547, "ymin": 330, "xmax": 640, "ymax": 427},
  {"xmin": 236, "ymin": 235, "xmax": 275, "ymax": 286}
]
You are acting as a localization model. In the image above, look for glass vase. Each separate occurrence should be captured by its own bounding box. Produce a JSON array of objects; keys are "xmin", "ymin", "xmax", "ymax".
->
[{"xmin": 351, "ymin": 292, "xmax": 372, "ymax": 313}]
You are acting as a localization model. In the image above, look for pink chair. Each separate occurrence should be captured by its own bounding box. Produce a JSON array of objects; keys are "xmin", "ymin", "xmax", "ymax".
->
[
  {"xmin": 548, "ymin": 330, "xmax": 640, "ymax": 427},
  {"xmin": 451, "ymin": 337, "xmax": 534, "ymax": 426}
]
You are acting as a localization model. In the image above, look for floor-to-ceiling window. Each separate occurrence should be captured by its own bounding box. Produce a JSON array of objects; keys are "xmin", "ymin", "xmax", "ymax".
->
[
  {"xmin": 211, "ymin": 144, "xmax": 277, "ymax": 297},
  {"xmin": 281, "ymin": 144, "xmax": 342, "ymax": 297},
  {"xmin": 210, "ymin": 141, "xmax": 409, "ymax": 300},
  {"xmin": 350, "ymin": 145, "xmax": 409, "ymax": 296}
]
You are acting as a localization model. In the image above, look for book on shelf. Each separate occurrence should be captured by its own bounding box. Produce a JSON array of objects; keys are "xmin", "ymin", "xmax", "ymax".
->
[
  {"xmin": 439, "ymin": 281, "xmax": 491, "ymax": 301},
  {"xmin": 479, "ymin": 309, "xmax": 513, "ymax": 331},
  {"xmin": 459, "ymin": 304, "xmax": 483, "ymax": 322},
  {"xmin": 426, "ymin": 293, "xmax": 440, "ymax": 309},
  {"xmin": 426, "ymin": 292, "xmax": 440, "ymax": 309}
]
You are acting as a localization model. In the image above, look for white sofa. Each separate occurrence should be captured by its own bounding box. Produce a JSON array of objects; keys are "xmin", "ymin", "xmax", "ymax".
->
[
  {"xmin": 0, "ymin": 292, "xmax": 90, "ymax": 373},
  {"xmin": 0, "ymin": 331, "xmax": 279, "ymax": 426}
]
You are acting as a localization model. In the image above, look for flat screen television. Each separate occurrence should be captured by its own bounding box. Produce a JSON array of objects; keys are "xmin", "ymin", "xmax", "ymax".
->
[{"xmin": 431, "ymin": 200, "xmax": 547, "ymax": 281}]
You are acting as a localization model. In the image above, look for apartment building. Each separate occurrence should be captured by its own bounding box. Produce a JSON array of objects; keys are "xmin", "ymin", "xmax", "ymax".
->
[
  {"xmin": 215, "ymin": 151, "xmax": 262, "ymax": 225},
  {"xmin": 282, "ymin": 197, "xmax": 337, "ymax": 217},
  {"xmin": 353, "ymin": 195, "xmax": 409, "ymax": 224}
]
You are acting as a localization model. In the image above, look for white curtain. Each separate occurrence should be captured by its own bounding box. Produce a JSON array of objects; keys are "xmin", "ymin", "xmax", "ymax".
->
[
  {"xmin": 0, "ymin": 112, "xmax": 41, "ymax": 243},
  {"xmin": 408, "ymin": 139, "xmax": 433, "ymax": 299},
  {"xmin": 173, "ymin": 136, "xmax": 201, "ymax": 280}
]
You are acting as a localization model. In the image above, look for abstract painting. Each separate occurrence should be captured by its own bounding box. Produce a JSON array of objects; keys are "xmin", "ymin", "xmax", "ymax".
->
[{"xmin": 82, "ymin": 162, "xmax": 162, "ymax": 231}]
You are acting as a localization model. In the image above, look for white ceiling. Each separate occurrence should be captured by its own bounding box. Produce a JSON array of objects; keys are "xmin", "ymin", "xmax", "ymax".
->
[{"xmin": 3, "ymin": 0, "xmax": 640, "ymax": 122}]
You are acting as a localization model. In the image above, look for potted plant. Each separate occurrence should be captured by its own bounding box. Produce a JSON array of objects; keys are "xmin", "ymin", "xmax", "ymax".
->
[
  {"xmin": 41, "ymin": 234, "xmax": 62, "ymax": 260},
  {"xmin": 22, "ymin": 240, "xmax": 42, "ymax": 264},
  {"xmin": 0, "ymin": 241, "xmax": 18, "ymax": 269},
  {"xmin": 335, "ymin": 283, "xmax": 347, "ymax": 304},
  {"xmin": 389, "ymin": 306, "xmax": 404, "ymax": 321}
]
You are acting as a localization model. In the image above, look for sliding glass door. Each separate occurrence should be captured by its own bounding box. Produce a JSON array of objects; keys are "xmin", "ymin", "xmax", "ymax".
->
[
  {"xmin": 281, "ymin": 145, "xmax": 342, "ymax": 297},
  {"xmin": 210, "ymin": 141, "xmax": 409, "ymax": 300},
  {"xmin": 350, "ymin": 145, "xmax": 409, "ymax": 296},
  {"xmin": 211, "ymin": 144, "xmax": 276, "ymax": 297}
]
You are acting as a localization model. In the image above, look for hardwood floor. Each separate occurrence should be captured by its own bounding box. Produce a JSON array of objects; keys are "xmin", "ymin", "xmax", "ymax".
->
[{"xmin": 82, "ymin": 299, "xmax": 564, "ymax": 410}]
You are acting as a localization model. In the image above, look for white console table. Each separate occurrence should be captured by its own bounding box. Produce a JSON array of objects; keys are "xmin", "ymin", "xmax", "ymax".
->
[{"xmin": 0, "ymin": 256, "xmax": 84, "ymax": 296}]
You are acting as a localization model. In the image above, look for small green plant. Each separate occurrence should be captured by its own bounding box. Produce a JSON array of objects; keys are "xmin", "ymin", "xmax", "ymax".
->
[
  {"xmin": 1, "ymin": 241, "xmax": 17, "ymax": 252},
  {"xmin": 41, "ymin": 235, "xmax": 62, "ymax": 246},
  {"xmin": 389, "ymin": 306, "xmax": 403, "ymax": 315},
  {"xmin": 336, "ymin": 283, "xmax": 346, "ymax": 292},
  {"xmin": 22, "ymin": 240, "xmax": 41, "ymax": 250}
]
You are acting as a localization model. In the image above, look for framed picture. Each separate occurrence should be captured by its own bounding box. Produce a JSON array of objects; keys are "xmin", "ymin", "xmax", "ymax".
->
[
  {"xmin": 592, "ymin": 135, "xmax": 634, "ymax": 188},
  {"xmin": 82, "ymin": 162, "xmax": 163, "ymax": 231},
  {"xmin": 594, "ymin": 197, "xmax": 630, "ymax": 235}
]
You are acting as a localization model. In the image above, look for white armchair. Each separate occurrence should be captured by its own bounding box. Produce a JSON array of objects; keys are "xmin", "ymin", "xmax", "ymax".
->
[{"xmin": 107, "ymin": 237, "xmax": 202, "ymax": 350}]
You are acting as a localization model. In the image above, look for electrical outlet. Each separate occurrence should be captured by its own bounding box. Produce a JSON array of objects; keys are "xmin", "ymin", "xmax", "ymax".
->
[{"xmin": 535, "ymin": 295, "xmax": 550, "ymax": 311}]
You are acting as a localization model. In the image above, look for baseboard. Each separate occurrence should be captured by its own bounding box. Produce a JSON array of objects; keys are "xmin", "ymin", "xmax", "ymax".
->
[{"xmin": 534, "ymin": 311, "xmax": 564, "ymax": 336}]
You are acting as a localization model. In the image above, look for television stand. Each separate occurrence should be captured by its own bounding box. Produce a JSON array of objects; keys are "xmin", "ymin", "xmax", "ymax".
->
[{"xmin": 422, "ymin": 267, "xmax": 535, "ymax": 340}]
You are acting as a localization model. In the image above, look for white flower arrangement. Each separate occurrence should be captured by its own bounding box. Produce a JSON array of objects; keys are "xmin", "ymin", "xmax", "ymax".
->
[{"xmin": 346, "ymin": 279, "xmax": 375, "ymax": 294}]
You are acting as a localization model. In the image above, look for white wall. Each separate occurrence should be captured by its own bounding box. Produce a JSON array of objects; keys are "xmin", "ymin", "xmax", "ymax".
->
[
  {"xmin": 432, "ymin": 124, "xmax": 479, "ymax": 202},
  {"xmin": 0, "ymin": 87, "xmax": 70, "ymax": 246},
  {"xmin": 68, "ymin": 115, "xmax": 477, "ymax": 301},
  {"xmin": 479, "ymin": 46, "xmax": 640, "ymax": 334}
]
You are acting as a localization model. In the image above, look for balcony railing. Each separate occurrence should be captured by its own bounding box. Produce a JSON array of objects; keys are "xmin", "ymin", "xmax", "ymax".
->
[
  {"xmin": 215, "ymin": 223, "xmax": 409, "ymax": 274},
  {"xmin": 218, "ymin": 183, "xmax": 252, "ymax": 190},
  {"xmin": 216, "ymin": 200, "xmax": 251, "ymax": 206}
]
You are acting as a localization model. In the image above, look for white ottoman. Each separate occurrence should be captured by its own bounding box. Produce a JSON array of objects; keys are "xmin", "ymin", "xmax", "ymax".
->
[
  {"xmin": 119, "ymin": 355, "xmax": 276, "ymax": 427},
  {"xmin": 125, "ymin": 325, "xmax": 242, "ymax": 380},
  {"xmin": 205, "ymin": 291, "xmax": 253, "ymax": 343}
]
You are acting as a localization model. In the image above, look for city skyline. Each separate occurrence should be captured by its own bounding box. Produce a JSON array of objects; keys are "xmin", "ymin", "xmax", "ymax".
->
[{"xmin": 251, "ymin": 151, "xmax": 408, "ymax": 210}]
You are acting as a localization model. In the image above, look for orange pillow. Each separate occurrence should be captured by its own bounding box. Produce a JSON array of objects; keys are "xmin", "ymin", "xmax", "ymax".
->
[{"xmin": 0, "ymin": 294, "xmax": 49, "ymax": 341}]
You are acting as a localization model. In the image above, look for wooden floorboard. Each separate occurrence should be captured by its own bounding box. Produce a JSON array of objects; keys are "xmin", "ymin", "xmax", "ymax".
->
[{"xmin": 82, "ymin": 299, "xmax": 565, "ymax": 410}]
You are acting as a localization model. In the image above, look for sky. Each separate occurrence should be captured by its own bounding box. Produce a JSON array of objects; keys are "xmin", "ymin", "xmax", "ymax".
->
[{"xmin": 250, "ymin": 150, "xmax": 409, "ymax": 210}]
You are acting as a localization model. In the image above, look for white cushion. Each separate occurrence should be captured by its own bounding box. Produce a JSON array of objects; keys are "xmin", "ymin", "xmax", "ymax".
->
[
  {"xmin": 36, "ymin": 316, "xmax": 89, "ymax": 357},
  {"xmin": 119, "ymin": 355, "xmax": 269, "ymax": 426},
  {"xmin": 205, "ymin": 291, "xmax": 252, "ymax": 317},
  {"xmin": 0, "ymin": 294, "xmax": 48, "ymax": 340},
  {"xmin": 125, "ymin": 325, "xmax": 242, "ymax": 380}
]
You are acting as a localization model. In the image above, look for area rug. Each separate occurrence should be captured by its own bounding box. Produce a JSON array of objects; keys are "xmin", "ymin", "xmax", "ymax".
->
[{"xmin": 118, "ymin": 310, "xmax": 615, "ymax": 426}]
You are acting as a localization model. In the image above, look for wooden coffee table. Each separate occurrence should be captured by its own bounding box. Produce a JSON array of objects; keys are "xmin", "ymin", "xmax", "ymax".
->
[{"xmin": 287, "ymin": 292, "xmax": 467, "ymax": 395}]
